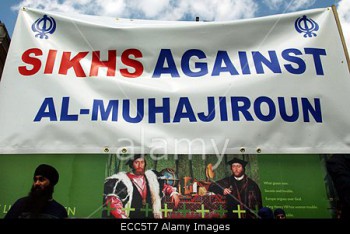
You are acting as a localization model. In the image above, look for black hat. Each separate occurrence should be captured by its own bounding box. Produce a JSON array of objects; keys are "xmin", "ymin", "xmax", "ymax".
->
[
  {"xmin": 227, "ymin": 157, "xmax": 248, "ymax": 168},
  {"xmin": 125, "ymin": 154, "xmax": 145, "ymax": 168},
  {"xmin": 274, "ymin": 208, "xmax": 286, "ymax": 217},
  {"xmin": 258, "ymin": 207, "xmax": 274, "ymax": 219},
  {"xmin": 34, "ymin": 164, "xmax": 59, "ymax": 186}
]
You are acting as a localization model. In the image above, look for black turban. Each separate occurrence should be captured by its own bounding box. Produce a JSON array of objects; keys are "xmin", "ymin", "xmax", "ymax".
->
[{"xmin": 34, "ymin": 164, "xmax": 59, "ymax": 186}]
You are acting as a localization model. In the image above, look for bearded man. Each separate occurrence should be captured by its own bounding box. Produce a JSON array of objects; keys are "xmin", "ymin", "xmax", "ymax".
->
[
  {"xmin": 208, "ymin": 157, "xmax": 262, "ymax": 219},
  {"xmin": 103, "ymin": 154, "xmax": 180, "ymax": 219},
  {"xmin": 5, "ymin": 164, "xmax": 68, "ymax": 219}
]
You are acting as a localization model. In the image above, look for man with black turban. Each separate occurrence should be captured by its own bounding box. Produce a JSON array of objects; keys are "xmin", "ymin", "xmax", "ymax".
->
[
  {"xmin": 208, "ymin": 157, "xmax": 262, "ymax": 219},
  {"xmin": 5, "ymin": 164, "xmax": 68, "ymax": 219}
]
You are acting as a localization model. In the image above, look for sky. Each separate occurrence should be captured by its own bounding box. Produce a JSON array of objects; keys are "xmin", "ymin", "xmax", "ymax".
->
[{"xmin": 0, "ymin": 0, "xmax": 349, "ymax": 53}]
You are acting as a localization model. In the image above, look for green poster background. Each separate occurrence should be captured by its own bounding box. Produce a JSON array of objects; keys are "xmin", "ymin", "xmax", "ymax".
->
[
  {"xmin": 258, "ymin": 154, "xmax": 331, "ymax": 218},
  {"xmin": 0, "ymin": 154, "xmax": 333, "ymax": 218},
  {"xmin": 0, "ymin": 154, "xmax": 108, "ymax": 218}
]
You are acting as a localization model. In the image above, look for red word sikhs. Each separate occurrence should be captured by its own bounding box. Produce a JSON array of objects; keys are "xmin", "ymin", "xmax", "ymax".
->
[{"xmin": 18, "ymin": 48, "xmax": 144, "ymax": 78}]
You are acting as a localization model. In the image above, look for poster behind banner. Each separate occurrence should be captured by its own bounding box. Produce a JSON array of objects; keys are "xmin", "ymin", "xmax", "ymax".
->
[
  {"xmin": 0, "ymin": 154, "xmax": 333, "ymax": 219},
  {"xmin": 258, "ymin": 154, "xmax": 331, "ymax": 218},
  {"xmin": 102, "ymin": 154, "xmax": 332, "ymax": 218}
]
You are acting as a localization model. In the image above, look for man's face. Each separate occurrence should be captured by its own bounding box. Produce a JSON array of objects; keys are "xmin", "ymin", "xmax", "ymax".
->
[
  {"xmin": 231, "ymin": 163, "xmax": 244, "ymax": 177},
  {"xmin": 275, "ymin": 214, "xmax": 286, "ymax": 219},
  {"xmin": 132, "ymin": 158, "xmax": 145, "ymax": 175},
  {"xmin": 33, "ymin": 175, "xmax": 51, "ymax": 191},
  {"xmin": 28, "ymin": 175, "xmax": 54, "ymax": 211}
]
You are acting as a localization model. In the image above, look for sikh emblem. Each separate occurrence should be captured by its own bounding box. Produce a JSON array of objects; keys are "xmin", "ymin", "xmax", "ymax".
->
[
  {"xmin": 31, "ymin": 15, "xmax": 56, "ymax": 39},
  {"xmin": 295, "ymin": 15, "xmax": 319, "ymax": 38}
]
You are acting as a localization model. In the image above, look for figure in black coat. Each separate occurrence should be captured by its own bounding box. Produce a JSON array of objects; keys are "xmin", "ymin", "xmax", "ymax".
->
[
  {"xmin": 326, "ymin": 154, "xmax": 350, "ymax": 219},
  {"xmin": 208, "ymin": 157, "xmax": 262, "ymax": 219}
]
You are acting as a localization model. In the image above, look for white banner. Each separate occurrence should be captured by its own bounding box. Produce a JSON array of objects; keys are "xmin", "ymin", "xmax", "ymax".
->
[{"xmin": 0, "ymin": 7, "xmax": 350, "ymax": 154}]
